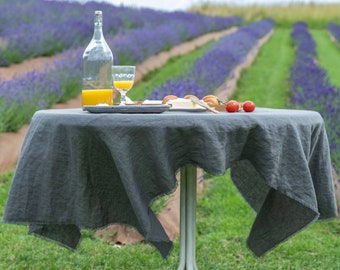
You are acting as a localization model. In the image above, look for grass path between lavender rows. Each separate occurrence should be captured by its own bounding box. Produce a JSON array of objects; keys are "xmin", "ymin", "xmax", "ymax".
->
[
  {"xmin": 310, "ymin": 29, "xmax": 340, "ymax": 88},
  {"xmin": 1, "ymin": 27, "xmax": 340, "ymax": 269},
  {"xmin": 232, "ymin": 28, "xmax": 294, "ymax": 108}
]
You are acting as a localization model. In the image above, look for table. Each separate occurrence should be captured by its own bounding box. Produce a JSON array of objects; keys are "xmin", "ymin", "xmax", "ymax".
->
[{"xmin": 3, "ymin": 108, "xmax": 338, "ymax": 269}]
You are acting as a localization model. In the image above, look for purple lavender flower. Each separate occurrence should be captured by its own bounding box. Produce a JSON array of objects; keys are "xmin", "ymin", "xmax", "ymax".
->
[
  {"xmin": 0, "ymin": 2, "xmax": 241, "ymax": 132},
  {"xmin": 148, "ymin": 19, "xmax": 275, "ymax": 99},
  {"xmin": 327, "ymin": 23, "xmax": 340, "ymax": 42},
  {"xmin": 290, "ymin": 22, "xmax": 340, "ymax": 168},
  {"xmin": 0, "ymin": 0, "xmax": 241, "ymax": 66}
]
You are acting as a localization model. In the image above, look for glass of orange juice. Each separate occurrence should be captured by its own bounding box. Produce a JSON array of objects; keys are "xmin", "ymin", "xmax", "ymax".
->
[
  {"xmin": 82, "ymin": 89, "xmax": 113, "ymax": 107},
  {"xmin": 112, "ymin": 65, "xmax": 135, "ymax": 106}
]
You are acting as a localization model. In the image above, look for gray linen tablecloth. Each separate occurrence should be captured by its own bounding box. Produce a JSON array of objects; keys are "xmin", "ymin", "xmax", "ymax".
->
[{"xmin": 3, "ymin": 108, "xmax": 338, "ymax": 258}]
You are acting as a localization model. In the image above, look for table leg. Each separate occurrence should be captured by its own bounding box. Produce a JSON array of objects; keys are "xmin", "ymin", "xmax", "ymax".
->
[{"xmin": 177, "ymin": 165, "xmax": 198, "ymax": 270}]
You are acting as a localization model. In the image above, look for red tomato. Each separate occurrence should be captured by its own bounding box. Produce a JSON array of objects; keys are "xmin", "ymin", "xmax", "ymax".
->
[
  {"xmin": 226, "ymin": 100, "xmax": 239, "ymax": 113},
  {"xmin": 242, "ymin": 101, "xmax": 255, "ymax": 112}
]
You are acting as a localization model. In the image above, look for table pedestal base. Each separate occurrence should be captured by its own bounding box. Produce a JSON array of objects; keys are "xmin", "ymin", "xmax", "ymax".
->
[{"xmin": 177, "ymin": 165, "xmax": 198, "ymax": 270}]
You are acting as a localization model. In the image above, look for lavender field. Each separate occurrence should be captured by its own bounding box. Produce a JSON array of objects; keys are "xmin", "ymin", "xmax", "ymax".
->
[
  {"xmin": 0, "ymin": 0, "xmax": 241, "ymax": 66},
  {"xmin": 1, "ymin": 2, "xmax": 340, "ymax": 269},
  {"xmin": 0, "ymin": 0, "xmax": 340, "ymax": 172},
  {"xmin": 148, "ymin": 19, "xmax": 274, "ymax": 99},
  {"xmin": 290, "ymin": 22, "xmax": 340, "ymax": 168},
  {"xmin": 0, "ymin": 0, "xmax": 241, "ymax": 132}
]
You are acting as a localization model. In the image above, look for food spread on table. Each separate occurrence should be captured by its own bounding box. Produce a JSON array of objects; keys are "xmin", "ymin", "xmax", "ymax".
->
[
  {"xmin": 83, "ymin": 92, "xmax": 256, "ymax": 114},
  {"xmin": 160, "ymin": 94, "xmax": 256, "ymax": 113}
]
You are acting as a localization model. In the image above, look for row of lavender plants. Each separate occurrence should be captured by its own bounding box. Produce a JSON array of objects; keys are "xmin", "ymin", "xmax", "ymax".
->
[
  {"xmin": 148, "ymin": 19, "xmax": 275, "ymax": 99},
  {"xmin": 0, "ymin": 0, "xmax": 240, "ymax": 66},
  {"xmin": 0, "ymin": 11, "xmax": 241, "ymax": 132},
  {"xmin": 327, "ymin": 22, "xmax": 340, "ymax": 42},
  {"xmin": 111, "ymin": 16, "xmax": 241, "ymax": 65},
  {"xmin": 290, "ymin": 22, "xmax": 340, "ymax": 169}
]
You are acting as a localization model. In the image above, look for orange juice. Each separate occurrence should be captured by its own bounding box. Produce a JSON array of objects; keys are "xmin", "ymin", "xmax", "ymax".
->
[
  {"xmin": 82, "ymin": 89, "xmax": 113, "ymax": 106},
  {"xmin": 114, "ymin": 80, "xmax": 134, "ymax": 90}
]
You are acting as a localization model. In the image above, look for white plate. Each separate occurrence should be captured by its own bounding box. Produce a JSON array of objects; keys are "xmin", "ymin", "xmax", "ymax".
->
[
  {"xmin": 169, "ymin": 107, "xmax": 207, "ymax": 112},
  {"xmin": 142, "ymin": 100, "xmax": 163, "ymax": 105}
]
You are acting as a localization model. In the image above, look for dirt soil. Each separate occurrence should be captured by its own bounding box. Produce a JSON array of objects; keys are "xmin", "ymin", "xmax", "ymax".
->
[{"xmin": 0, "ymin": 27, "xmax": 276, "ymax": 245}]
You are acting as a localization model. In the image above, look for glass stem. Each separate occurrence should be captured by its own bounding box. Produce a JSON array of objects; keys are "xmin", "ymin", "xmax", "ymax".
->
[{"xmin": 120, "ymin": 91, "xmax": 127, "ymax": 105}]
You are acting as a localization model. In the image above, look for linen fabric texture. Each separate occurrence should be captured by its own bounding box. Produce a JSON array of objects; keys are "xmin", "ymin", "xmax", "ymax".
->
[{"xmin": 3, "ymin": 108, "xmax": 338, "ymax": 258}]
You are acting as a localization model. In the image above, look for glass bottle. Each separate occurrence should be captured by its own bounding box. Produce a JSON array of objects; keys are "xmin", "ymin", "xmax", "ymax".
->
[{"xmin": 82, "ymin": 10, "xmax": 113, "ymax": 107}]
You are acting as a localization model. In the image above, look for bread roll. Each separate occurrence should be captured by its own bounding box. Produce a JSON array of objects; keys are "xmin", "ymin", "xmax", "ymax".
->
[
  {"xmin": 202, "ymin": 95, "xmax": 219, "ymax": 107},
  {"xmin": 183, "ymin": 94, "xmax": 199, "ymax": 100},
  {"xmin": 162, "ymin": 95, "xmax": 178, "ymax": 104}
]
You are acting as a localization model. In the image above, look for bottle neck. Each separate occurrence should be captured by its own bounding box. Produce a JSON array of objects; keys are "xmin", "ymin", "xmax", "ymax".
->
[{"xmin": 93, "ymin": 13, "xmax": 103, "ymax": 40}]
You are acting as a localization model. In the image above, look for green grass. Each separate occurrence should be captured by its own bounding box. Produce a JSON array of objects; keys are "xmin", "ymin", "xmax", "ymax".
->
[
  {"xmin": 0, "ymin": 172, "xmax": 174, "ymax": 270},
  {"xmin": 232, "ymin": 28, "xmax": 295, "ymax": 108},
  {"xmin": 195, "ymin": 175, "xmax": 340, "ymax": 270},
  {"xmin": 311, "ymin": 29, "xmax": 340, "ymax": 87},
  {"xmin": 1, "ymin": 171, "xmax": 340, "ymax": 269}
]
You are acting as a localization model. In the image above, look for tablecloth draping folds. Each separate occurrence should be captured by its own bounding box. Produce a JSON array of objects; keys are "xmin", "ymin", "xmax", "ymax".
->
[{"xmin": 3, "ymin": 108, "xmax": 338, "ymax": 258}]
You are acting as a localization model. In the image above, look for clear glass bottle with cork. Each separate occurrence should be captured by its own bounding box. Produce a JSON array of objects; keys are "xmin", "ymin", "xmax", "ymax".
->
[{"xmin": 82, "ymin": 10, "xmax": 113, "ymax": 107}]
